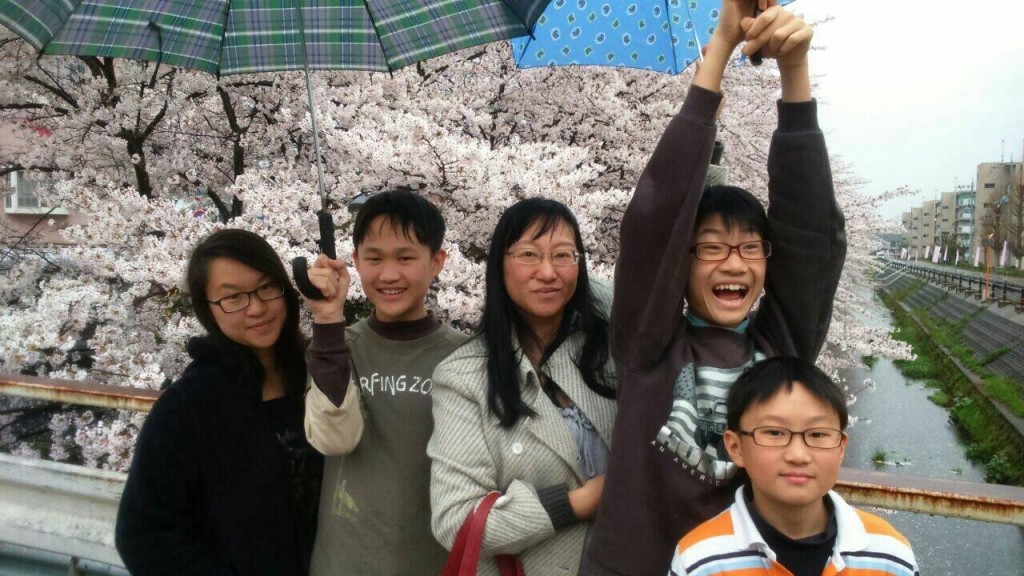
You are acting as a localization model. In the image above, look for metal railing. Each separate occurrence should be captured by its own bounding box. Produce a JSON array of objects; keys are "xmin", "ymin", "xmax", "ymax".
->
[
  {"xmin": 1, "ymin": 371, "xmax": 1024, "ymax": 572},
  {"xmin": 0, "ymin": 372, "xmax": 160, "ymax": 412},
  {"xmin": 887, "ymin": 260, "xmax": 1024, "ymax": 309}
]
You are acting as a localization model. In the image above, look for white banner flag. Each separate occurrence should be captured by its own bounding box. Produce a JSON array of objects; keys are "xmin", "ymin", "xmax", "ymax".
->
[
  {"xmin": 1000, "ymin": 240, "xmax": 1008, "ymax": 267},
  {"xmin": 955, "ymin": 250, "xmax": 960, "ymax": 266},
  {"xmin": 901, "ymin": 247, "xmax": 908, "ymax": 259},
  {"xmin": 924, "ymin": 245, "xmax": 931, "ymax": 259},
  {"xmin": 974, "ymin": 246, "xmax": 981, "ymax": 267},
  {"xmin": 943, "ymin": 246, "xmax": 948, "ymax": 263},
  {"xmin": 932, "ymin": 245, "xmax": 941, "ymax": 263}
]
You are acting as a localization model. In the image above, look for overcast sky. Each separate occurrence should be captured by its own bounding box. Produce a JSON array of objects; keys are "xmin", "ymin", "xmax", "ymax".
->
[{"xmin": 795, "ymin": 0, "xmax": 1024, "ymax": 220}]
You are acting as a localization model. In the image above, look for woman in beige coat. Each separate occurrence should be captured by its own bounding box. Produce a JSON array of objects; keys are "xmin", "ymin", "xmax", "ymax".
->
[{"xmin": 428, "ymin": 198, "xmax": 617, "ymax": 575}]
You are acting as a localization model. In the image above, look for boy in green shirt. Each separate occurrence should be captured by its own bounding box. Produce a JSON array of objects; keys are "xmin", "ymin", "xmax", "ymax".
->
[{"xmin": 302, "ymin": 191, "xmax": 467, "ymax": 576}]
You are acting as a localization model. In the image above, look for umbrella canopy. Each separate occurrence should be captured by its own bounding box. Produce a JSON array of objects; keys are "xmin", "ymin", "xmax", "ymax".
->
[
  {"xmin": 0, "ymin": 0, "xmax": 553, "ymax": 75},
  {"xmin": 511, "ymin": 0, "xmax": 793, "ymax": 75},
  {"xmin": 0, "ymin": 0, "xmax": 555, "ymax": 298}
]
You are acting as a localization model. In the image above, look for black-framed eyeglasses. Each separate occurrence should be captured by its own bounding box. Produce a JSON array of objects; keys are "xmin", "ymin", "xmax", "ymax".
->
[
  {"xmin": 690, "ymin": 241, "xmax": 771, "ymax": 262},
  {"xmin": 738, "ymin": 426, "xmax": 845, "ymax": 449},
  {"xmin": 208, "ymin": 282, "xmax": 285, "ymax": 314},
  {"xmin": 505, "ymin": 248, "xmax": 580, "ymax": 267}
]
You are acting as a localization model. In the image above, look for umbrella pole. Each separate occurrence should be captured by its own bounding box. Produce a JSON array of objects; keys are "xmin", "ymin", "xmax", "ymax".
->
[
  {"xmin": 300, "ymin": 66, "xmax": 336, "ymax": 261},
  {"xmin": 295, "ymin": 0, "xmax": 329, "ymax": 213},
  {"xmin": 304, "ymin": 72, "xmax": 328, "ymax": 209},
  {"xmin": 291, "ymin": 0, "xmax": 336, "ymax": 301}
]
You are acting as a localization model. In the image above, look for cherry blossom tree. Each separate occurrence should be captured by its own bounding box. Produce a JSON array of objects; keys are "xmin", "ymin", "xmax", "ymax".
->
[{"xmin": 0, "ymin": 33, "xmax": 910, "ymax": 470}]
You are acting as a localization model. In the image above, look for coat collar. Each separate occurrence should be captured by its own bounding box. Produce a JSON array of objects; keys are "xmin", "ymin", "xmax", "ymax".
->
[
  {"xmin": 729, "ymin": 486, "xmax": 867, "ymax": 572},
  {"xmin": 513, "ymin": 331, "xmax": 617, "ymax": 482}
]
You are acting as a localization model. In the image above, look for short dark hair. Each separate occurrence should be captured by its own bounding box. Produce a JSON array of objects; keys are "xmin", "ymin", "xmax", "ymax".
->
[
  {"xmin": 185, "ymin": 228, "xmax": 306, "ymax": 393},
  {"xmin": 726, "ymin": 357, "xmax": 848, "ymax": 431},
  {"xmin": 479, "ymin": 197, "xmax": 614, "ymax": 428},
  {"xmin": 695, "ymin": 185, "xmax": 768, "ymax": 240},
  {"xmin": 352, "ymin": 190, "xmax": 445, "ymax": 254}
]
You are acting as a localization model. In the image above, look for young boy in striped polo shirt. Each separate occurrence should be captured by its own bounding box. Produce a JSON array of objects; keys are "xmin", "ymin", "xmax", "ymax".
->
[{"xmin": 669, "ymin": 357, "xmax": 919, "ymax": 576}]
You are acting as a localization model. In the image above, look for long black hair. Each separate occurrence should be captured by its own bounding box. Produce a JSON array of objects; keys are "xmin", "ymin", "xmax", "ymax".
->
[
  {"xmin": 480, "ymin": 198, "xmax": 615, "ymax": 428},
  {"xmin": 185, "ymin": 229, "xmax": 306, "ymax": 395}
]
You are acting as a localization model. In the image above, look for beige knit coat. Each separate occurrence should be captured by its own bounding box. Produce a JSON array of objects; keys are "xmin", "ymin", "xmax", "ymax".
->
[{"xmin": 428, "ymin": 282, "xmax": 616, "ymax": 576}]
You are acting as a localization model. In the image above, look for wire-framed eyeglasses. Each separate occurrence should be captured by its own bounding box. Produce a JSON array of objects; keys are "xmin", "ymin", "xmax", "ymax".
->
[
  {"xmin": 208, "ymin": 282, "xmax": 285, "ymax": 313},
  {"xmin": 505, "ymin": 248, "xmax": 580, "ymax": 267},
  {"xmin": 690, "ymin": 241, "xmax": 771, "ymax": 261},
  {"xmin": 738, "ymin": 426, "xmax": 845, "ymax": 449}
]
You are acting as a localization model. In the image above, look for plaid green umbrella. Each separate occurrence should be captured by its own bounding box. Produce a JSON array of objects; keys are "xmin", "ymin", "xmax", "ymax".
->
[
  {"xmin": 0, "ymin": 0, "xmax": 551, "ymax": 74},
  {"xmin": 0, "ymin": 0, "xmax": 553, "ymax": 298}
]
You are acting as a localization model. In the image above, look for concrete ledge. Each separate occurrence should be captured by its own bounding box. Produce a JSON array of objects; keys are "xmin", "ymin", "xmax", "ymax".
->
[{"xmin": 0, "ymin": 453, "xmax": 125, "ymax": 568}]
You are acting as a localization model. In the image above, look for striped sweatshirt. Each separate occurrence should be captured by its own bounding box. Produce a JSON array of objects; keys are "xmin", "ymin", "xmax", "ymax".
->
[{"xmin": 669, "ymin": 488, "xmax": 920, "ymax": 576}]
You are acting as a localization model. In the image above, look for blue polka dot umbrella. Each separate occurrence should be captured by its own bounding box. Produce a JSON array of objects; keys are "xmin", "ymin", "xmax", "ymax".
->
[{"xmin": 511, "ymin": 0, "xmax": 795, "ymax": 75}]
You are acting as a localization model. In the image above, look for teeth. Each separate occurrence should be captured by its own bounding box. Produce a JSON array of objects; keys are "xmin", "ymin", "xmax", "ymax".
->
[
  {"xmin": 380, "ymin": 288, "xmax": 404, "ymax": 295},
  {"xmin": 713, "ymin": 284, "xmax": 746, "ymax": 291}
]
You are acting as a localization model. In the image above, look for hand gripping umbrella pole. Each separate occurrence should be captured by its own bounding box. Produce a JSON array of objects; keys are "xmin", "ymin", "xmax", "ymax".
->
[{"xmin": 290, "ymin": 0, "xmax": 335, "ymax": 301}]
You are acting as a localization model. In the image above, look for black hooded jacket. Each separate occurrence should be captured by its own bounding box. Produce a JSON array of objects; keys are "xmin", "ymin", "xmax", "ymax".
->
[{"xmin": 115, "ymin": 336, "xmax": 322, "ymax": 576}]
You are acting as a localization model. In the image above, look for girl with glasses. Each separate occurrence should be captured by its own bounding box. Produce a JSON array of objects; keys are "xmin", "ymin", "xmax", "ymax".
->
[{"xmin": 116, "ymin": 229, "xmax": 330, "ymax": 576}]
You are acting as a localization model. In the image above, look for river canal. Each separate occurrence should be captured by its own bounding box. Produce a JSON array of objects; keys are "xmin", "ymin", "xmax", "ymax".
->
[{"xmin": 841, "ymin": 318, "xmax": 1024, "ymax": 574}]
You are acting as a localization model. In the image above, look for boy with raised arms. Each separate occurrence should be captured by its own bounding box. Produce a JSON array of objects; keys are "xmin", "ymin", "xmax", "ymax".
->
[{"xmin": 582, "ymin": 1, "xmax": 846, "ymax": 574}]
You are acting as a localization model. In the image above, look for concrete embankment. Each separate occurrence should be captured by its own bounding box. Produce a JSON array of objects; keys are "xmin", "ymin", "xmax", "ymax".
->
[{"xmin": 872, "ymin": 262, "xmax": 1024, "ymax": 440}]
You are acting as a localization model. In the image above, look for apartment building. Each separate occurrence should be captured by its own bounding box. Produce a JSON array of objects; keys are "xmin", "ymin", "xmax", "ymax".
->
[
  {"xmin": 900, "ymin": 157, "xmax": 1024, "ymax": 261},
  {"xmin": 902, "ymin": 199, "xmax": 941, "ymax": 257},
  {"xmin": 975, "ymin": 161, "xmax": 1020, "ymax": 245},
  {"xmin": 954, "ymin": 185, "xmax": 975, "ymax": 249}
]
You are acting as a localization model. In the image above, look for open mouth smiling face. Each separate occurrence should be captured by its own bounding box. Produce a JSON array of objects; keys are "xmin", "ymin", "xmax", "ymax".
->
[{"xmin": 686, "ymin": 215, "xmax": 766, "ymax": 328}]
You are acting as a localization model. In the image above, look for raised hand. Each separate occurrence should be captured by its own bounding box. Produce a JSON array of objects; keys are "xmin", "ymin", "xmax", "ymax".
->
[
  {"xmin": 302, "ymin": 253, "xmax": 351, "ymax": 324},
  {"xmin": 711, "ymin": 0, "xmax": 777, "ymax": 50},
  {"xmin": 697, "ymin": 0, "xmax": 779, "ymax": 93},
  {"xmin": 739, "ymin": 5, "xmax": 812, "ymax": 69}
]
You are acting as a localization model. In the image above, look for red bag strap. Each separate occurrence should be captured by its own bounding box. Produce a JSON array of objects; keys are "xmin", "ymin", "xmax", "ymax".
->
[
  {"xmin": 442, "ymin": 492, "xmax": 523, "ymax": 576},
  {"xmin": 496, "ymin": 555, "xmax": 526, "ymax": 576},
  {"xmin": 460, "ymin": 492, "xmax": 501, "ymax": 573}
]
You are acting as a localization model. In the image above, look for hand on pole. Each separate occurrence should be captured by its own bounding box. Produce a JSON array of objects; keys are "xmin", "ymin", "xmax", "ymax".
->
[{"xmin": 302, "ymin": 253, "xmax": 351, "ymax": 324}]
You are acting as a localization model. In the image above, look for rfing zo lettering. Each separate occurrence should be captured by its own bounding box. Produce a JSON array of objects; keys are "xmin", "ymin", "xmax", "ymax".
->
[{"xmin": 359, "ymin": 372, "xmax": 432, "ymax": 397}]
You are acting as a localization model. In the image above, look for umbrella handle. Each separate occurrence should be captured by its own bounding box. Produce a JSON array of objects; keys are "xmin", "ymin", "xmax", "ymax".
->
[
  {"xmin": 749, "ymin": 6, "xmax": 763, "ymax": 66},
  {"xmin": 291, "ymin": 211, "xmax": 337, "ymax": 300}
]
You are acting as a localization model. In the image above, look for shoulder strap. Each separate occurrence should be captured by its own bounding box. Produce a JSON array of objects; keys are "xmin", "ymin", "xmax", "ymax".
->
[{"xmin": 442, "ymin": 492, "xmax": 502, "ymax": 576}]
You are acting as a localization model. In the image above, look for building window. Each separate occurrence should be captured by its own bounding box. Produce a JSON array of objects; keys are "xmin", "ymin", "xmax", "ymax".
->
[
  {"xmin": 984, "ymin": 183, "xmax": 995, "ymax": 189},
  {"xmin": 3, "ymin": 171, "xmax": 65, "ymax": 214}
]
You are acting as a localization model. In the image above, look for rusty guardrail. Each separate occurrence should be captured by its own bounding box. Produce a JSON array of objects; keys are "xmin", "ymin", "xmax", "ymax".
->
[
  {"xmin": 1, "ymin": 371, "xmax": 1024, "ymax": 527},
  {"xmin": 0, "ymin": 372, "xmax": 160, "ymax": 412},
  {"xmin": 836, "ymin": 468, "xmax": 1024, "ymax": 527}
]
